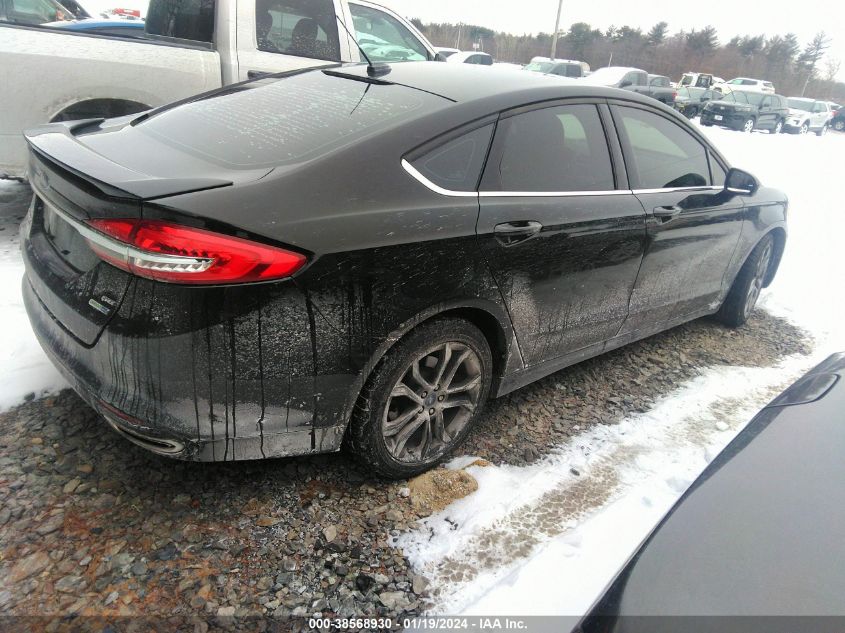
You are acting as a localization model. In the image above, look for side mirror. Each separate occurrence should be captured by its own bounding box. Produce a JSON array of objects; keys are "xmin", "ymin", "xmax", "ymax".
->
[
  {"xmin": 725, "ymin": 168, "xmax": 759, "ymax": 195},
  {"xmin": 619, "ymin": 80, "xmax": 632, "ymax": 88},
  {"xmin": 433, "ymin": 52, "xmax": 447, "ymax": 62}
]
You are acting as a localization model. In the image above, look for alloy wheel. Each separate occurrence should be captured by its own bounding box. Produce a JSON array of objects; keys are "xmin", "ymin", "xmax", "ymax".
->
[
  {"xmin": 774, "ymin": 121, "xmax": 783, "ymax": 134},
  {"xmin": 834, "ymin": 120, "xmax": 845, "ymax": 132},
  {"xmin": 800, "ymin": 122, "xmax": 809, "ymax": 134},
  {"xmin": 819, "ymin": 125, "xmax": 827, "ymax": 136},
  {"xmin": 743, "ymin": 119, "xmax": 755, "ymax": 133},
  {"xmin": 381, "ymin": 342, "xmax": 483, "ymax": 464},
  {"xmin": 744, "ymin": 242, "xmax": 772, "ymax": 319}
]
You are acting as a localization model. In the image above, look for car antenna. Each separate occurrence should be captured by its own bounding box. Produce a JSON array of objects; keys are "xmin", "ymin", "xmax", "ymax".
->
[{"xmin": 335, "ymin": 13, "xmax": 390, "ymax": 78}]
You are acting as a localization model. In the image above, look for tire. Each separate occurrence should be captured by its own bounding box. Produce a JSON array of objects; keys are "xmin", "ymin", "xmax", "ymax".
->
[
  {"xmin": 800, "ymin": 122, "xmax": 809, "ymax": 135},
  {"xmin": 742, "ymin": 118, "xmax": 755, "ymax": 133},
  {"xmin": 834, "ymin": 119, "xmax": 845, "ymax": 132},
  {"xmin": 687, "ymin": 106, "xmax": 698, "ymax": 119},
  {"xmin": 716, "ymin": 235, "xmax": 775, "ymax": 328},
  {"xmin": 816, "ymin": 125, "xmax": 827, "ymax": 137},
  {"xmin": 345, "ymin": 317, "xmax": 493, "ymax": 479},
  {"xmin": 772, "ymin": 119, "xmax": 783, "ymax": 134}
]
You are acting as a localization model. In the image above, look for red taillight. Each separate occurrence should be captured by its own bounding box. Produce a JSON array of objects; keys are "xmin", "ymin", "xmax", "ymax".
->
[{"xmin": 84, "ymin": 218, "xmax": 306, "ymax": 284}]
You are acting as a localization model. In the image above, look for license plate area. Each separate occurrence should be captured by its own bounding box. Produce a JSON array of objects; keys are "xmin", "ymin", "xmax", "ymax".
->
[{"xmin": 714, "ymin": 115, "xmax": 723, "ymax": 121}]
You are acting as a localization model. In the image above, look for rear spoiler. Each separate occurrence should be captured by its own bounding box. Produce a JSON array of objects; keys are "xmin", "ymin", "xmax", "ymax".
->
[{"xmin": 24, "ymin": 120, "xmax": 232, "ymax": 200}]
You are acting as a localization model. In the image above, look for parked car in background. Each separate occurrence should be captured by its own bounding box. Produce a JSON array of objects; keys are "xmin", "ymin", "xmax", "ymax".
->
[
  {"xmin": 530, "ymin": 56, "xmax": 590, "ymax": 70},
  {"xmin": 713, "ymin": 77, "xmax": 775, "ymax": 94},
  {"xmin": 434, "ymin": 46, "xmax": 459, "ymax": 58},
  {"xmin": 701, "ymin": 91, "xmax": 788, "ymax": 133},
  {"xmin": 582, "ymin": 67, "xmax": 675, "ymax": 105},
  {"xmin": 831, "ymin": 107, "xmax": 845, "ymax": 132},
  {"xmin": 445, "ymin": 50, "xmax": 493, "ymax": 65},
  {"xmin": 577, "ymin": 353, "xmax": 845, "ymax": 630},
  {"xmin": 523, "ymin": 59, "xmax": 587, "ymax": 78},
  {"xmin": 674, "ymin": 87, "xmax": 716, "ymax": 119},
  {"xmin": 646, "ymin": 74, "xmax": 676, "ymax": 105},
  {"xmin": 0, "ymin": 0, "xmax": 440, "ymax": 177},
  {"xmin": 45, "ymin": 16, "xmax": 145, "ymax": 36},
  {"xmin": 677, "ymin": 71, "xmax": 724, "ymax": 90},
  {"xmin": 21, "ymin": 62, "xmax": 785, "ymax": 477},
  {"xmin": 784, "ymin": 97, "xmax": 832, "ymax": 135}
]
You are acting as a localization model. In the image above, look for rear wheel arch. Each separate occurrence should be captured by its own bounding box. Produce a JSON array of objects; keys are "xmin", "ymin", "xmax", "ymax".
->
[
  {"xmin": 50, "ymin": 98, "xmax": 151, "ymax": 123},
  {"xmin": 339, "ymin": 302, "xmax": 517, "ymax": 431}
]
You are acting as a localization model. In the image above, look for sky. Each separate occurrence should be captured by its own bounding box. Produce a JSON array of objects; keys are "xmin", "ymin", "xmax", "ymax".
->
[{"xmin": 386, "ymin": 0, "xmax": 844, "ymax": 81}]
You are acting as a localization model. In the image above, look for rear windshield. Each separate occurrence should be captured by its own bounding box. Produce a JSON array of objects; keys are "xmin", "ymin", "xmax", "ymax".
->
[
  {"xmin": 145, "ymin": 0, "xmax": 215, "ymax": 43},
  {"xmin": 136, "ymin": 71, "xmax": 445, "ymax": 169}
]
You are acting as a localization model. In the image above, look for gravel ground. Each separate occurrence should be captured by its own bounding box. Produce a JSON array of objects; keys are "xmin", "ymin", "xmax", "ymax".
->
[{"xmin": 0, "ymin": 181, "xmax": 812, "ymax": 625}]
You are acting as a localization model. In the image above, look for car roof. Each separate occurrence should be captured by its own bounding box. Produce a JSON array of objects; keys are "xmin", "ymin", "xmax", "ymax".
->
[{"xmin": 334, "ymin": 62, "xmax": 658, "ymax": 106}]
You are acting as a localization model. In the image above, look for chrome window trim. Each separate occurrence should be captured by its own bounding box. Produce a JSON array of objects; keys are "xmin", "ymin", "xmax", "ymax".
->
[
  {"xmin": 479, "ymin": 189, "xmax": 633, "ymax": 198},
  {"xmin": 402, "ymin": 160, "xmax": 727, "ymax": 198},
  {"xmin": 401, "ymin": 159, "xmax": 478, "ymax": 198},
  {"xmin": 631, "ymin": 186, "xmax": 724, "ymax": 194}
]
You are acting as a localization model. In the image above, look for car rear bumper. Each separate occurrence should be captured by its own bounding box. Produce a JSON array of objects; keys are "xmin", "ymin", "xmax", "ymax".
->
[
  {"xmin": 22, "ymin": 274, "xmax": 349, "ymax": 462},
  {"xmin": 700, "ymin": 110, "xmax": 746, "ymax": 129}
]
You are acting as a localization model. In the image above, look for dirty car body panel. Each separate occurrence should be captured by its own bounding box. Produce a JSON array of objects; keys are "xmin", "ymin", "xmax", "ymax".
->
[{"xmin": 21, "ymin": 63, "xmax": 787, "ymax": 462}]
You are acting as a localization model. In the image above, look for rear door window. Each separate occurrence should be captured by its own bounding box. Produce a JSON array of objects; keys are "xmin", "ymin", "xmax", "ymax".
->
[
  {"xmin": 255, "ymin": 0, "xmax": 340, "ymax": 61},
  {"xmin": 483, "ymin": 104, "xmax": 615, "ymax": 192},
  {"xmin": 614, "ymin": 106, "xmax": 710, "ymax": 189},
  {"xmin": 349, "ymin": 2, "xmax": 430, "ymax": 62},
  {"xmin": 409, "ymin": 124, "xmax": 494, "ymax": 192},
  {"xmin": 145, "ymin": 0, "xmax": 215, "ymax": 43}
]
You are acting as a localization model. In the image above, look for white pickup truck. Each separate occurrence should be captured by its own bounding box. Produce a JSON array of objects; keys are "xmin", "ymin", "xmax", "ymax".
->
[{"xmin": 0, "ymin": 0, "xmax": 439, "ymax": 177}]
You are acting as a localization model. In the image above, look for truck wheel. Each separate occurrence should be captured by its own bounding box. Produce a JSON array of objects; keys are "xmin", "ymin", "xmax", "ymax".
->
[
  {"xmin": 345, "ymin": 317, "xmax": 493, "ymax": 479},
  {"xmin": 742, "ymin": 118, "xmax": 755, "ymax": 133},
  {"xmin": 717, "ymin": 235, "xmax": 774, "ymax": 328}
]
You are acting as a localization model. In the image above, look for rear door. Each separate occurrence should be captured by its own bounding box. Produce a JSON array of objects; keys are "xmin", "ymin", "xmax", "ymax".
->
[
  {"xmin": 235, "ymin": 0, "xmax": 350, "ymax": 81},
  {"xmin": 610, "ymin": 103, "xmax": 744, "ymax": 334},
  {"xmin": 476, "ymin": 101, "xmax": 647, "ymax": 365},
  {"xmin": 812, "ymin": 101, "xmax": 829, "ymax": 129}
]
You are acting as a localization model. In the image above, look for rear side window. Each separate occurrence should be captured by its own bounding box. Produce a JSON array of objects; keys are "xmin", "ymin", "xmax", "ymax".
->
[
  {"xmin": 615, "ymin": 106, "xmax": 710, "ymax": 189},
  {"xmin": 146, "ymin": 0, "xmax": 215, "ymax": 43},
  {"xmin": 255, "ymin": 0, "xmax": 340, "ymax": 61},
  {"xmin": 485, "ymin": 104, "xmax": 615, "ymax": 192},
  {"xmin": 409, "ymin": 124, "xmax": 494, "ymax": 192}
]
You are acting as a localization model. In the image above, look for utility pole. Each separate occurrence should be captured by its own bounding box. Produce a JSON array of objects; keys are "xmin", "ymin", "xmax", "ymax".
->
[{"xmin": 550, "ymin": 0, "xmax": 563, "ymax": 60}]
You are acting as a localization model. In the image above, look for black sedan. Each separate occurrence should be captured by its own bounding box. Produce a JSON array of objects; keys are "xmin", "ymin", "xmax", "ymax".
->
[
  {"xmin": 21, "ymin": 62, "xmax": 787, "ymax": 478},
  {"xmin": 577, "ymin": 353, "xmax": 845, "ymax": 632}
]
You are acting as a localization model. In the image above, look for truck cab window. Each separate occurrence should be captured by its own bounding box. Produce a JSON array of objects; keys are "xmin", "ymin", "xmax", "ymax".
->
[
  {"xmin": 349, "ymin": 2, "xmax": 430, "ymax": 62},
  {"xmin": 255, "ymin": 0, "xmax": 340, "ymax": 61},
  {"xmin": 145, "ymin": 0, "xmax": 216, "ymax": 43}
]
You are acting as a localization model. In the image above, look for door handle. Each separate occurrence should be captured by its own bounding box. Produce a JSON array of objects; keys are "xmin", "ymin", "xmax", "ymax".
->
[
  {"xmin": 653, "ymin": 205, "xmax": 683, "ymax": 222},
  {"xmin": 494, "ymin": 221, "xmax": 543, "ymax": 246}
]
